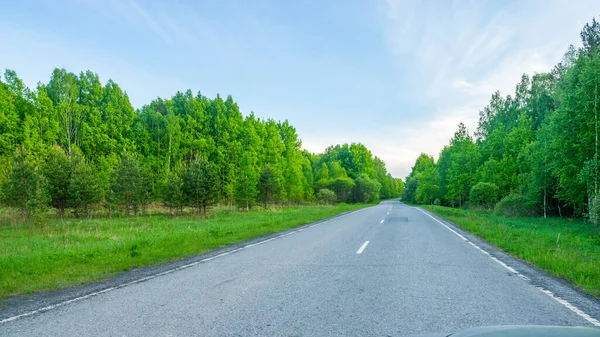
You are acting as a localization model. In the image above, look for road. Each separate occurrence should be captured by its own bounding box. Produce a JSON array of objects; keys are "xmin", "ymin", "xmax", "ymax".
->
[{"xmin": 1, "ymin": 200, "xmax": 599, "ymax": 336}]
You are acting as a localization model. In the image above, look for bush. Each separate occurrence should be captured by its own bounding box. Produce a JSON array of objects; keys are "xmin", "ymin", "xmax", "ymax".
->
[
  {"xmin": 433, "ymin": 198, "xmax": 441, "ymax": 206},
  {"xmin": 494, "ymin": 193, "xmax": 532, "ymax": 217},
  {"xmin": 470, "ymin": 182, "xmax": 499, "ymax": 209},
  {"xmin": 316, "ymin": 188, "xmax": 336, "ymax": 205}
]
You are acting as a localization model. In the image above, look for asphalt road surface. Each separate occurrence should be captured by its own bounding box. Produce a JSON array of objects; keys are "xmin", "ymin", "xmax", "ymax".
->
[{"xmin": 2, "ymin": 200, "xmax": 600, "ymax": 336}]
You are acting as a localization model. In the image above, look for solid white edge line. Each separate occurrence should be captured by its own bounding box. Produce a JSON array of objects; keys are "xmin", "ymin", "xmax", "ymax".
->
[
  {"xmin": 414, "ymin": 206, "xmax": 600, "ymax": 327},
  {"xmin": 0, "ymin": 206, "xmax": 374, "ymax": 325},
  {"xmin": 356, "ymin": 240, "xmax": 370, "ymax": 254},
  {"xmin": 537, "ymin": 287, "xmax": 600, "ymax": 326},
  {"xmin": 415, "ymin": 208, "xmax": 467, "ymax": 241}
]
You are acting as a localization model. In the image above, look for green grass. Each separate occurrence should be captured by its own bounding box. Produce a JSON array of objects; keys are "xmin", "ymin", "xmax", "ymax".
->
[
  {"xmin": 421, "ymin": 205, "xmax": 600, "ymax": 298},
  {"xmin": 0, "ymin": 204, "xmax": 367, "ymax": 299}
]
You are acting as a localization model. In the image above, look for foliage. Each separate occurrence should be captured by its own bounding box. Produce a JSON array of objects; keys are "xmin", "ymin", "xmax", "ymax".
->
[
  {"xmin": 182, "ymin": 158, "xmax": 217, "ymax": 214},
  {"xmin": 352, "ymin": 174, "xmax": 381, "ymax": 203},
  {"xmin": 469, "ymin": 182, "xmax": 499, "ymax": 209},
  {"xmin": 68, "ymin": 150, "xmax": 101, "ymax": 217},
  {"xmin": 0, "ymin": 67, "xmax": 400, "ymax": 217},
  {"xmin": 1, "ymin": 148, "xmax": 48, "ymax": 217},
  {"xmin": 109, "ymin": 151, "xmax": 147, "ymax": 215},
  {"xmin": 257, "ymin": 165, "xmax": 278, "ymax": 208},
  {"xmin": 494, "ymin": 193, "xmax": 532, "ymax": 217},
  {"xmin": 316, "ymin": 188, "xmax": 336, "ymax": 205},
  {"xmin": 43, "ymin": 146, "xmax": 71, "ymax": 216},
  {"xmin": 162, "ymin": 167, "xmax": 185, "ymax": 214}
]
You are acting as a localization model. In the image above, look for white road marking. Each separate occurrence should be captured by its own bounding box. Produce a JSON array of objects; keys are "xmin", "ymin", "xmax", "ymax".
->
[
  {"xmin": 356, "ymin": 241, "xmax": 370, "ymax": 254},
  {"xmin": 0, "ymin": 206, "xmax": 374, "ymax": 325},
  {"xmin": 415, "ymin": 208, "xmax": 467, "ymax": 240},
  {"xmin": 537, "ymin": 287, "xmax": 600, "ymax": 326},
  {"xmin": 386, "ymin": 212, "xmax": 389, "ymax": 215},
  {"xmin": 415, "ymin": 206, "xmax": 600, "ymax": 327},
  {"xmin": 380, "ymin": 220, "xmax": 384, "ymax": 224}
]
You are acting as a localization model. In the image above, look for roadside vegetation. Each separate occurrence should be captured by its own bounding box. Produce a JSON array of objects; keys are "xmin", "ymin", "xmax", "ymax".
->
[
  {"xmin": 403, "ymin": 18, "xmax": 600, "ymax": 224},
  {"xmin": 0, "ymin": 67, "xmax": 402, "ymax": 218},
  {"xmin": 0, "ymin": 203, "xmax": 367, "ymax": 300},
  {"xmin": 421, "ymin": 205, "xmax": 600, "ymax": 298}
]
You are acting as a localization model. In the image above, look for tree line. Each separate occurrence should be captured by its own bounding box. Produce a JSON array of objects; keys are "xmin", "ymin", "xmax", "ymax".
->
[
  {"xmin": 403, "ymin": 17, "xmax": 600, "ymax": 223},
  {"xmin": 0, "ymin": 68, "xmax": 402, "ymax": 217}
]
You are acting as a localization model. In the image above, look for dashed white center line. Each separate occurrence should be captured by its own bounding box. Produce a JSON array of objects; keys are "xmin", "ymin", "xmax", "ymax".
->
[
  {"xmin": 380, "ymin": 220, "xmax": 384, "ymax": 223},
  {"xmin": 386, "ymin": 212, "xmax": 389, "ymax": 215},
  {"xmin": 356, "ymin": 241, "xmax": 370, "ymax": 254}
]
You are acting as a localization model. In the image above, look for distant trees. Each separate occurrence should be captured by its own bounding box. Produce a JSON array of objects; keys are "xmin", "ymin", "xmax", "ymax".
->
[
  {"xmin": 403, "ymin": 16, "xmax": 600, "ymax": 224},
  {"xmin": 0, "ymin": 66, "xmax": 402, "ymax": 218}
]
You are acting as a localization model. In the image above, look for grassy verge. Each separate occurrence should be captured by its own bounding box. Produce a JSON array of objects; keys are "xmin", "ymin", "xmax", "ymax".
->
[
  {"xmin": 0, "ymin": 204, "xmax": 367, "ymax": 299},
  {"xmin": 421, "ymin": 205, "xmax": 600, "ymax": 298}
]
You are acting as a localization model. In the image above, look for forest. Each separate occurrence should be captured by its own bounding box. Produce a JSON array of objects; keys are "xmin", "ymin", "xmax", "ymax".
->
[
  {"xmin": 403, "ymin": 18, "xmax": 600, "ymax": 223},
  {"xmin": 0, "ymin": 69, "xmax": 402, "ymax": 218}
]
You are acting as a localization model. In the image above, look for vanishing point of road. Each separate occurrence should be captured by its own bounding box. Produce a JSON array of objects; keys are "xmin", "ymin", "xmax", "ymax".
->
[{"xmin": 2, "ymin": 200, "xmax": 600, "ymax": 336}]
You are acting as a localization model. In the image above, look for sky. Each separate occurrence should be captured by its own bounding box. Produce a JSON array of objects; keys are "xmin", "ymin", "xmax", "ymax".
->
[{"xmin": 1, "ymin": 0, "xmax": 598, "ymax": 179}]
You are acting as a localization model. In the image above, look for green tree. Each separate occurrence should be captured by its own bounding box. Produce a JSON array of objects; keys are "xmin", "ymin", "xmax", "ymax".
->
[
  {"xmin": 110, "ymin": 151, "xmax": 146, "ymax": 215},
  {"xmin": 69, "ymin": 150, "xmax": 101, "ymax": 217},
  {"xmin": 415, "ymin": 167, "xmax": 439, "ymax": 204},
  {"xmin": 328, "ymin": 177, "xmax": 355, "ymax": 203},
  {"xmin": 258, "ymin": 165, "xmax": 279, "ymax": 208},
  {"xmin": 183, "ymin": 158, "xmax": 218, "ymax": 214},
  {"xmin": 352, "ymin": 174, "xmax": 381, "ymax": 203},
  {"xmin": 162, "ymin": 167, "xmax": 185, "ymax": 215},
  {"xmin": 43, "ymin": 146, "xmax": 71, "ymax": 216},
  {"xmin": 235, "ymin": 152, "xmax": 258, "ymax": 210},
  {"xmin": 2, "ymin": 148, "xmax": 48, "ymax": 217}
]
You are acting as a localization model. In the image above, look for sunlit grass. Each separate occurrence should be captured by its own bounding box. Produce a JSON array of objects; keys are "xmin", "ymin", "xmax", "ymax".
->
[
  {"xmin": 422, "ymin": 205, "xmax": 600, "ymax": 298},
  {"xmin": 0, "ymin": 204, "xmax": 367, "ymax": 299}
]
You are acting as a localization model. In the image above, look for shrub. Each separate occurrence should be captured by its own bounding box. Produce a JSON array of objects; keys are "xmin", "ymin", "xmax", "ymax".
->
[
  {"xmin": 470, "ymin": 182, "xmax": 499, "ymax": 209},
  {"xmin": 494, "ymin": 193, "xmax": 532, "ymax": 217},
  {"xmin": 316, "ymin": 188, "xmax": 336, "ymax": 205},
  {"xmin": 433, "ymin": 198, "xmax": 441, "ymax": 206}
]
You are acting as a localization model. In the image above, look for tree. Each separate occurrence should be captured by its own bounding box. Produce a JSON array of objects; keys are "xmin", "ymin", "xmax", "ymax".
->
[
  {"xmin": 2, "ymin": 148, "xmax": 48, "ymax": 217},
  {"xmin": 162, "ymin": 167, "xmax": 185, "ymax": 215},
  {"xmin": 258, "ymin": 165, "xmax": 278, "ymax": 208},
  {"xmin": 43, "ymin": 146, "xmax": 71, "ymax": 216},
  {"xmin": 69, "ymin": 150, "xmax": 101, "ymax": 217},
  {"xmin": 46, "ymin": 68, "xmax": 82, "ymax": 155},
  {"xmin": 235, "ymin": 152, "xmax": 258, "ymax": 210},
  {"xmin": 110, "ymin": 151, "xmax": 146, "ymax": 215},
  {"xmin": 352, "ymin": 174, "xmax": 381, "ymax": 203},
  {"xmin": 328, "ymin": 177, "xmax": 355, "ymax": 203},
  {"xmin": 415, "ymin": 167, "xmax": 439, "ymax": 204},
  {"xmin": 182, "ymin": 158, "xmax": 217, "ymax": 214}
]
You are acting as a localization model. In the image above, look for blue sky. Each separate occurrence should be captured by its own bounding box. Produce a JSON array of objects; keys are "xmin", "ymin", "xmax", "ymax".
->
[{"xmin": 1, "ymin": 0, "xmax": 598, "ymax": 178}]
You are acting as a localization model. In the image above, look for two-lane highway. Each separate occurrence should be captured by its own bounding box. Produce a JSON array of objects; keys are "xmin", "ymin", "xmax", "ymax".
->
[{"xmin": 1, "ymin": 201, "xmax": 599, "ymax": 336}]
